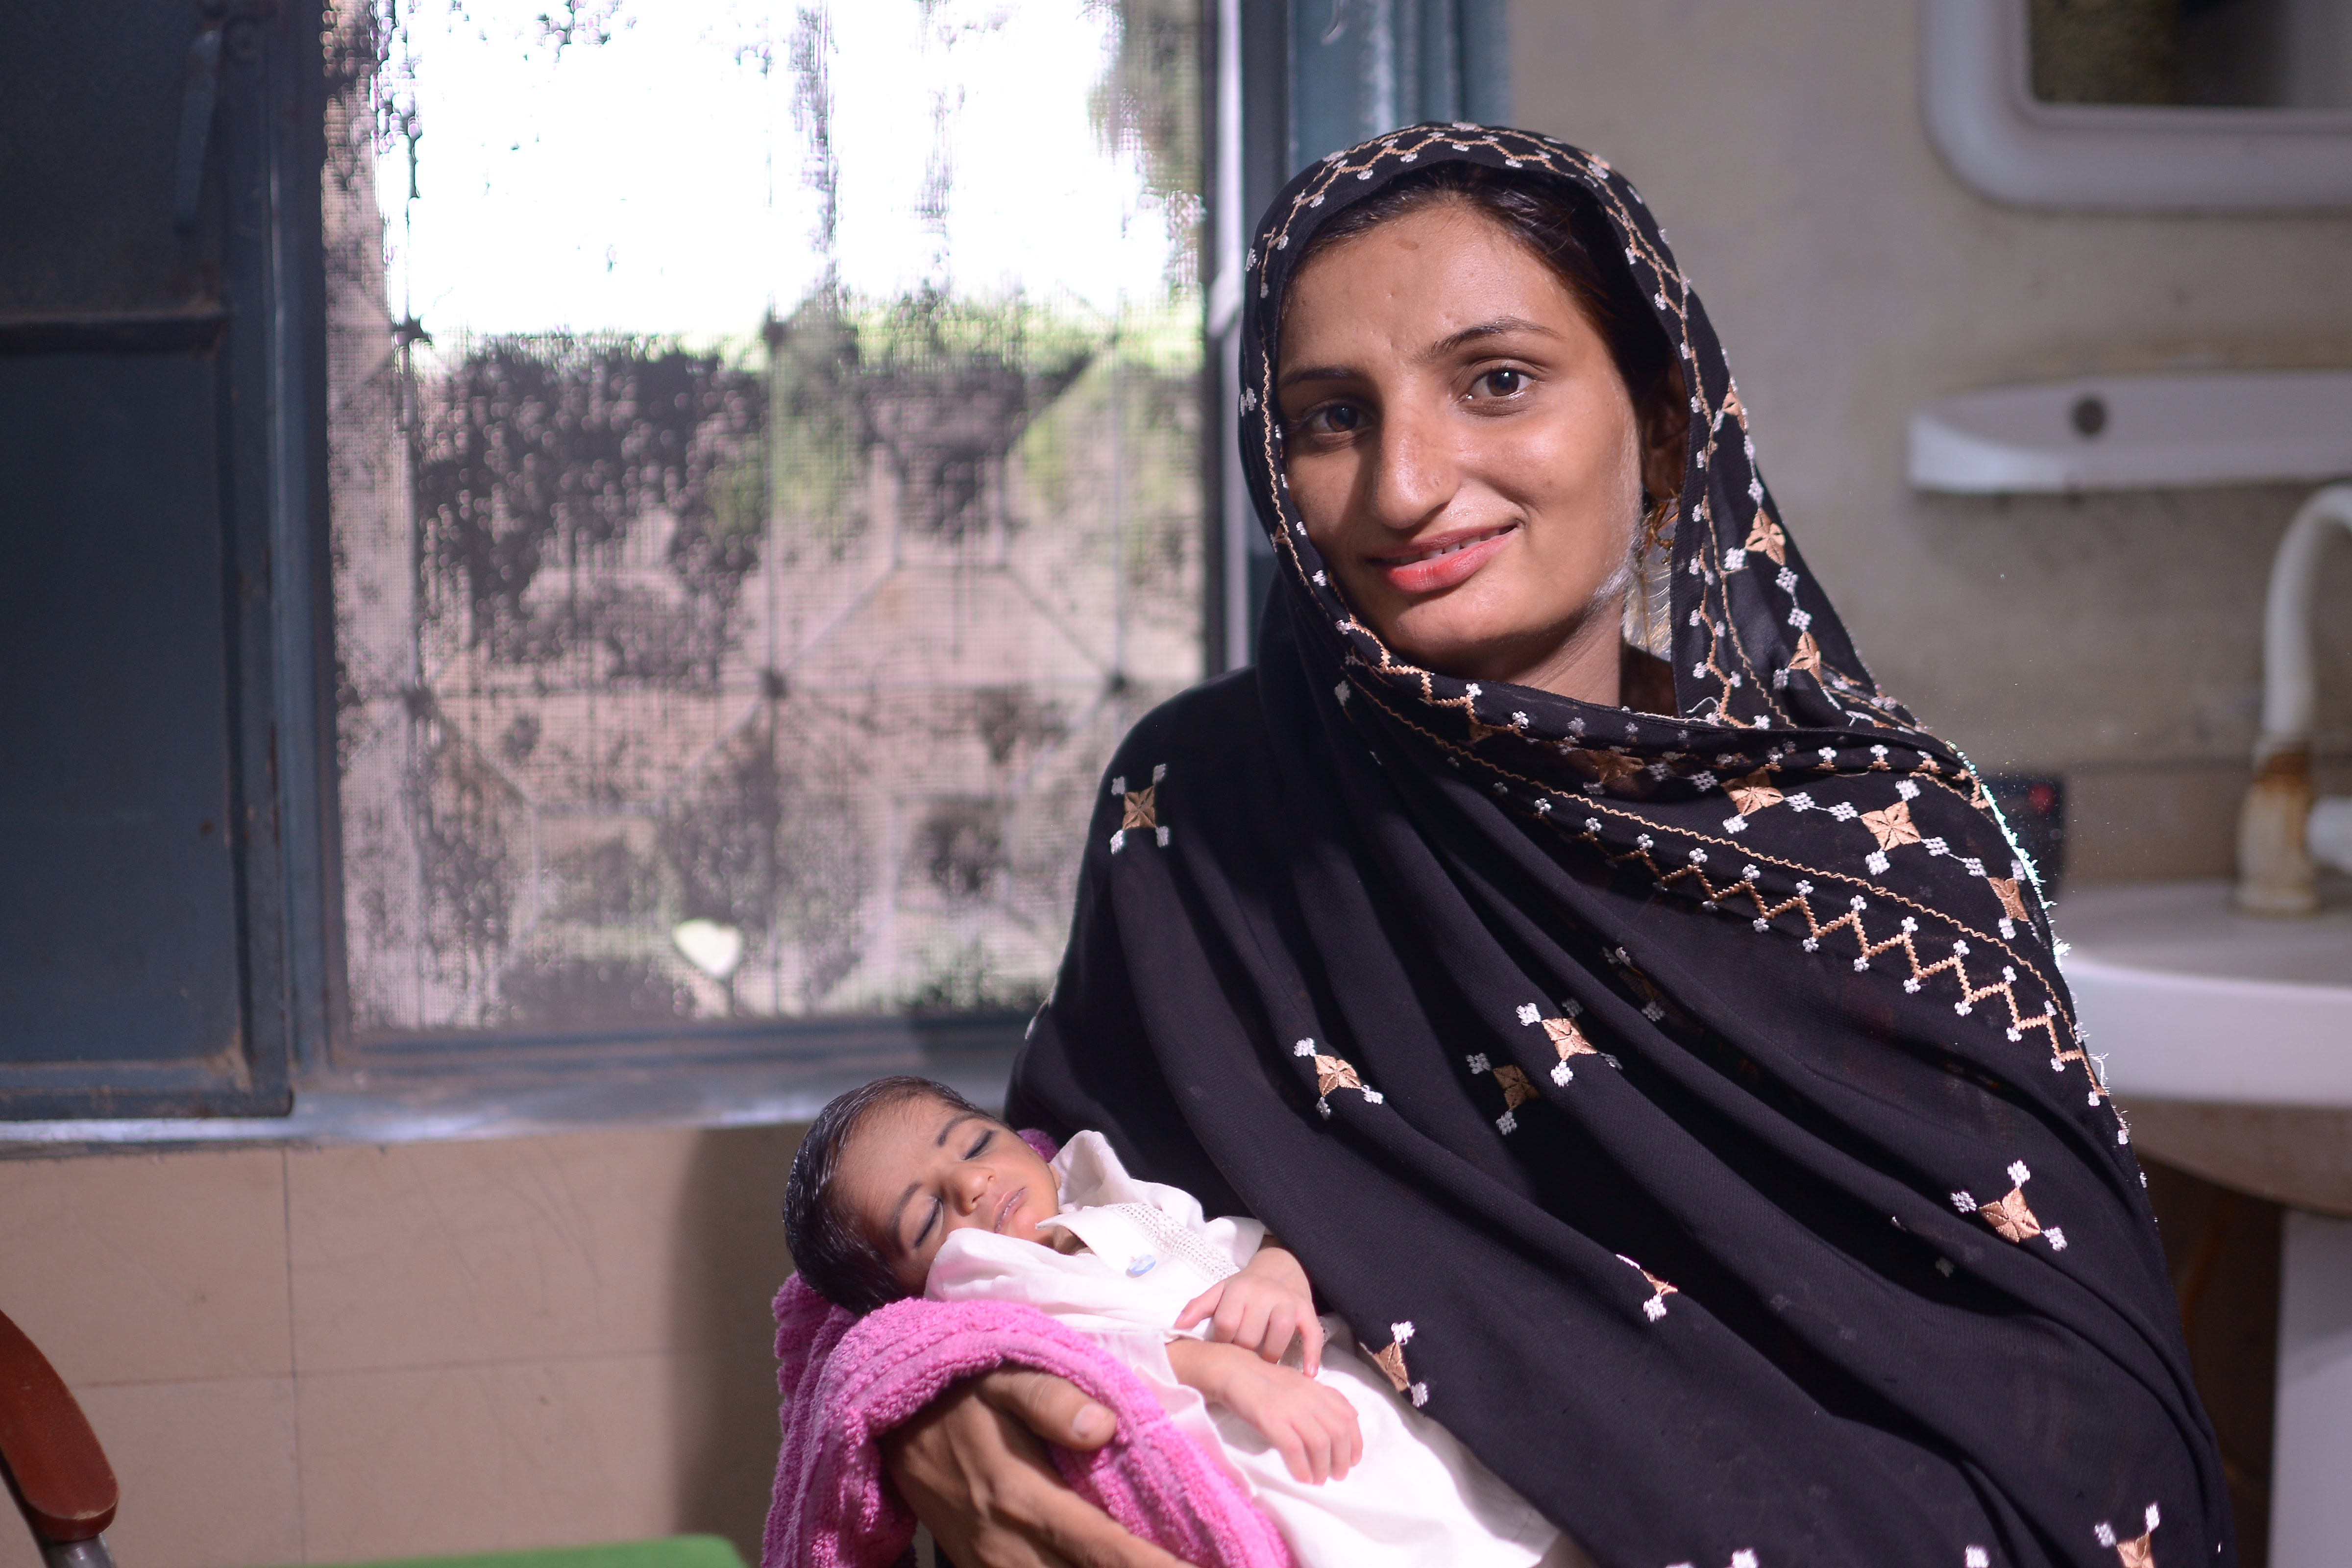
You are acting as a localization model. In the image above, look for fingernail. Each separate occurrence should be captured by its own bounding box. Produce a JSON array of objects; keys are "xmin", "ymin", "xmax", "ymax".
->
[{"xmin": 1072, "ymin": 1403, "xmax": 1113, "ymax": 1444}]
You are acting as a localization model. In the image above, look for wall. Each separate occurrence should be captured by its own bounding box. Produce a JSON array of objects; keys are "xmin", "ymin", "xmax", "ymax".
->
[
  {"xmin": 1510, "ymin": 0, "xmax": 2352, "ymax": 883},
  {"xmin": 0, "ymin": 1125, "xmax": 802, "ymax": 1568}
]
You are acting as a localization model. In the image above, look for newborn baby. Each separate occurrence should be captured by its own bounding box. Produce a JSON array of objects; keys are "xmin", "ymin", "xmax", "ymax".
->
[{"xmin": 782, "ymin": 1076, "xmax": 1581, "ymax": 1568}]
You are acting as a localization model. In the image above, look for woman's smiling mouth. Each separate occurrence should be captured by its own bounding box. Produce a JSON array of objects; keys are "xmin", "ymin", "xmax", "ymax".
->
[{"xmin": 1372, "ymin": 523, "xmax": 1519, "ymax": 595}]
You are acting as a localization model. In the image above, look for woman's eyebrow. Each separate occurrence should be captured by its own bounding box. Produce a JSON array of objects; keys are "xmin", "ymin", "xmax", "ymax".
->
[
  {"xmin": 1415, "ymin": 316, "xmax": 1557, "ymax": 364},
  {"xmin": 1276, "ymin": 363, "xmax": 1358, "ymax": 391},
  {"xmin": 1277, "ymin": 317, "xmax": 1559, "ymax": 392}
]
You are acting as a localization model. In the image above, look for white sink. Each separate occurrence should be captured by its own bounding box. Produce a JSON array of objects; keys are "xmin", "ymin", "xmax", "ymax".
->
[
  {"xmin": 1907, "ymin": 369, "xmax": 2352, "ymax": 494},
  {"xmin": 2062, "ymin": 877, "xmax": 2352, "ymax": 1568},
  {"xmin": 2060, "ymin": 878, "xmax": 2352, "ymax": 1106}
]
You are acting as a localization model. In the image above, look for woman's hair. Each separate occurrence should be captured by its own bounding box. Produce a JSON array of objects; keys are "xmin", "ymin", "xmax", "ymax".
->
[
  {"xmin": 781, "ymin": 1074, "xmax": 987, "ymax": 1314},
  {"xmin": 1283, "ymin": 159, "xmax": 1684, "ymax": 458}
]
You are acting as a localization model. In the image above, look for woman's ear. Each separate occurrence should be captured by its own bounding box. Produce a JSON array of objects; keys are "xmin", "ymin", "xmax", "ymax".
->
[{"xmin": 1638, "ymin": 361, "xmax": 1690, "ymax": 503}]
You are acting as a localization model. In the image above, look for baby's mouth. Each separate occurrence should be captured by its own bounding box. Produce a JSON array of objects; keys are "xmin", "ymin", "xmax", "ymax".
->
[{"xmin": 992, "ymin": 1187, "xmax": 1028, "ymax": 1234}]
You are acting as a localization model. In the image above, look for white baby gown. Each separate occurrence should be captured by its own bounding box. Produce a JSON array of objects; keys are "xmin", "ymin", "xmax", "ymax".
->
[{"xmin": 923, "ymin": 1131, "xmax": 1582, "ymax": 1568}]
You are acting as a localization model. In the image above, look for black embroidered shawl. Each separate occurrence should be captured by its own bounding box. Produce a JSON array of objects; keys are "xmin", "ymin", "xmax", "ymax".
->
[{"xmin": 1008, "ymin": 125, "xmax": 2225, "ymax": 1568}]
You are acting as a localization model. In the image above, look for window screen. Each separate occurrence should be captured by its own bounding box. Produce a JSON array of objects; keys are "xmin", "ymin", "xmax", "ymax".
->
[{"xmin": 322, "ymin": 0, "xmax": 1201, "ymax": 1039}]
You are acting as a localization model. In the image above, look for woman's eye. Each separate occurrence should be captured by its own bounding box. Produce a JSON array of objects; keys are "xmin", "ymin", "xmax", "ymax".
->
[
  {"xmin": 1473, "ymin": 368, "xmax": 1528, "ymax": 399},
  {"xmin": 965, "ymin": 1128, "xmax": 992, "ymax": 1159},
  {"xmin": 1302, "ymin": 402, "xmax": 1363, "ymax": 436}
]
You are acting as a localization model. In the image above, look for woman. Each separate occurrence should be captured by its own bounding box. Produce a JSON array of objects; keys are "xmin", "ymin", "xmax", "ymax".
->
[{"xmin": 874, "ymin": 125, "xmax": 2227, "ymax": 1568}]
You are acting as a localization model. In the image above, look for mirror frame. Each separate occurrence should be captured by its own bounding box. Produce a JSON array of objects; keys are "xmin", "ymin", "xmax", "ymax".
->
[{"xmin": 1921, "ymin": 0, "xmax": 2352, "ymax": 211}]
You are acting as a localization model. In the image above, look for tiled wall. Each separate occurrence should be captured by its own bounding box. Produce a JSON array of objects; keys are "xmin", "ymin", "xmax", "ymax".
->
[{"xmin": 0, "ymin": 1123, "xmax": 803, "ymax": 1568}]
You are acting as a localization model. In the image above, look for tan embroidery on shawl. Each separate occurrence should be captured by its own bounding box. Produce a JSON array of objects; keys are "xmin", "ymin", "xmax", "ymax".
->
[
  {"xmin": 1788, "ymin": 629, "xmax": 1822, "ymax": 675},
  {"xmin": 1572, "ymin": 749, "xmax": 1643, "ymax": 785},
  {"xmin": 1543, "ymin": 1016, "xmax": 1598, "ymax": 1060},
  {"xmin": 1727, "ymin": 769, "xmax": 1783, "ymax": 816},
  {"xmin": 1365, "ymin": 1321, "xmax": 1427, "ymax": 1405},
  {"xmin": 1988, "ymin": 877, "xmax": 2029, "ymax": 922},
  {"xmin": 1980, "ymin": 1187, "xmax": 2042, "ymax": 1244},
  {"xmin": 1107, "ymin": 766, "xmax": 1169, "ymax": 852},
  {"xmin": 1295, "ymin": 1039, "xmax": 1383, "ymax": 1115},
  {"xmin": 1744, "ymin": 512, "xmax": 1788, "ymax": 565},
  {"xmin": 1953, "ymin": 1160, "xmax": 2068, "ymax": 1251},
  {"xmin": 1492, "ymin": 1064, "xmax": 1537, "ymax": 1109},
  {"xmin": 1314, "ymin": 1055, "xmax": 1360, "ymax": 1097},
  {"xmin": 2097, "ymin": 1503, "xmax": 2161, "ymax": 1566},
  {"xmin": 1618, "ymin": 1254, "xmax": 1678, "ymax": 1322},
  {"xmin": 1861, "ymin": 800, "xmax": 1922, "ymax": 853}
]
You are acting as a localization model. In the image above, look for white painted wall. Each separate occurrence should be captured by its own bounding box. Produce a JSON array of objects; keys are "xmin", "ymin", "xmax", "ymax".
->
[{"xmin": 1511, "ymin": 1, "xmax": 2352, "ymax": 880}]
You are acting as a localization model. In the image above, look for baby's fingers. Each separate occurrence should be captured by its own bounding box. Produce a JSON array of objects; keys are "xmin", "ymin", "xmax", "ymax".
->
[
  {"xmin": 1291, "ymin": 1414, "xmax": 1333, "ymax": 1484},
  {"xmin": 1327, "ymin": 1394, "xmax": 1362, "ymax": 1477},
  {"xmin": 1298, "ymin": 1308, "xmax": 1325, "ymax": 1377},
  {"xmin": 1219, "ymin": 1293, "xmax": 1276, "ymax": 1358},
  {"xmin": 1173, "ymin": 1282, "xmax": 1225, "ymax": 1332},
  {"xmin": 1254, "ymin": 1304, "xmax": 1297, "ymax": 1367}
]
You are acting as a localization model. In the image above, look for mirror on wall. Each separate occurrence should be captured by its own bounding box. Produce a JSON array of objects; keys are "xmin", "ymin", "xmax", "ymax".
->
[
  {"xmin": 1921, "ymin": 0, "xmax": 2352, "ymax": 210},
  {"xmin": 2028, "ymin": 0, "xmax": 2352, "ymax": 108}
]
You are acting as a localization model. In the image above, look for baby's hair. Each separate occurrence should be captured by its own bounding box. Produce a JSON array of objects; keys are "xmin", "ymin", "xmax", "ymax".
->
[{"xmin": 782, "ymin": 1074, "xmax": 986, "ymax": 1314}]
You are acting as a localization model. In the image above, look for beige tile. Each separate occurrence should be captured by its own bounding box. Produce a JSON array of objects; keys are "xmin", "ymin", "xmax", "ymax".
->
[
  {"xmin": 0, "ymin": 1377, "xmax": 301, "ymax": 1568},
  {"xmin": 296, "ymin": 1355, "xmax": 703, "ymax": 1563},
  {"xmin": 0, "ymin": 1149, "xmax": 291, "ymax": 1386},
  {"xmin": 662, "ymin": 1125, "xmax": 804, "ymax": 1372},
  {"xmin": 288, "ymin": 1124, "xmax": 799, "ymax": 1375}
]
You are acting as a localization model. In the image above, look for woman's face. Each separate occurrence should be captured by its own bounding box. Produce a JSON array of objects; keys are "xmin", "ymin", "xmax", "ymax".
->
[{"xmin": 1275, "ymin": 200, "xmax": 1679, "ymax": 700}]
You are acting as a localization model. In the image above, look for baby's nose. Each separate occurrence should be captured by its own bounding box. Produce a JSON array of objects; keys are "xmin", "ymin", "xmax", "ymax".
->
[{"xmin": 949, "ymin": 1165, "xmax": 993, "ymax": 1211}]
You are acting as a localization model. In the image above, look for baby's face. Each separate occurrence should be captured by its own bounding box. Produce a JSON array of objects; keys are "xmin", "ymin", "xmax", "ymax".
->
[{"xmin": 835, "ymin": 1097, "xmax": 1062, "ymax": 1296}]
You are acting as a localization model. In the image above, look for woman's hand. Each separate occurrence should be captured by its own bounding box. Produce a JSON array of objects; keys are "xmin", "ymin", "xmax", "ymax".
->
[
  {"xmin": 1169, "ymin": 1339, "xmax": 1363, "ymax": 1484},
  {"xmin": 1173, "ymin": 1244, "xmax": 1324, "ymax": 1373},
  {"xmin": 879, "ymin": 1369, "xmax": 1190, "ymax": 1568}
]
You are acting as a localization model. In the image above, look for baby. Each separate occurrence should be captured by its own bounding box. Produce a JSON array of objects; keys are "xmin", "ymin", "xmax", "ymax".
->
[{"xmin": 782, "ymin": 1076, "xmax": 1581, "ymax": 1568}]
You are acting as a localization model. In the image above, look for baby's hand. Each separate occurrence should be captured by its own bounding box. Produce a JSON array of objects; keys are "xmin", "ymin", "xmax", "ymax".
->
[
  {"xmin": 1209, "ymin": 1352, "xmax": 1363, "ymax": 1484},
  {"xmin": 1174, "ymin": 1244, "xmax": 1323, "ymax": 1373}
]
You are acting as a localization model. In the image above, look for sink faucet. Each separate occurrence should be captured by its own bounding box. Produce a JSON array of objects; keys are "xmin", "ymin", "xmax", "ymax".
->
[{"xmin": 2238, "ymin": 482, "xmax": 2352, "ymax": 914}]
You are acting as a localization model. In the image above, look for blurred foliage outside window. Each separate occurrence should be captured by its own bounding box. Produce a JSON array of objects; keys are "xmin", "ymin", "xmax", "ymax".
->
[{"xmin": 322, "ymin": 0, "xmax": 1203, "ymax": 1037}]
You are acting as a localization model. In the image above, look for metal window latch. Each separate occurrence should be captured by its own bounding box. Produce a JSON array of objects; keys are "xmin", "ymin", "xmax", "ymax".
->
[{"xmin": 172, "ymin": 0, "xmax": 278, "ymax": 232}]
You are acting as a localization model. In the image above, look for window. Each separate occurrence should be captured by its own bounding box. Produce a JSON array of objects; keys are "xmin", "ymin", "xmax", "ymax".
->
[
  {"xmin": 322, "ymin": 0, "xmax": 1204, "ymax": 1046},
  {"xmin": 0, "ymin": 0, "xmax": 1508, "ymax": 1122}
]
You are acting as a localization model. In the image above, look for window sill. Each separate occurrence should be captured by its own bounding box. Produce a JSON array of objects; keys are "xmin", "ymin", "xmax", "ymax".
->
[{"xmin": 0, "ymin": 1013, "xmax": 1024, "ymax": 1158}]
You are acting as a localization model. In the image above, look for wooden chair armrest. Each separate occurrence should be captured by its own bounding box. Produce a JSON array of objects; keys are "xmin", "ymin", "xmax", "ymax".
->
[{"xmin": 0, "ymin": 1308, "xmax": 118, "ymax": 1544}]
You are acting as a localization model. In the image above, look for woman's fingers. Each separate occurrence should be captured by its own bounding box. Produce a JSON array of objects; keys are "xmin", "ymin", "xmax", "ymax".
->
[
  {"xmin": 1298, "ymin": 1308, "xmax": 1325, "ymax": 1377},
  {"xmin": 883, "ymin": 1374, "xmax": 1185, "ymax": 1568},
  {"xmin": 1015, "ymin": 1478, "xmax": 1198, "ymax": 1568},
  {"xmin": 1171, "ymin": 1282, "xmax": 1224, "ymax": 1332},
  {"xmin": 981, "ymin": 1367, "xmax": 1117, "ymax": 1450}
]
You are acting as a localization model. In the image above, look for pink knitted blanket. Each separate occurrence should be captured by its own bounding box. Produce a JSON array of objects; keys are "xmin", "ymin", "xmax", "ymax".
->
[{"xmin": 759, "ymin": 1139, "xmax": 1298, "ymax": 1568}]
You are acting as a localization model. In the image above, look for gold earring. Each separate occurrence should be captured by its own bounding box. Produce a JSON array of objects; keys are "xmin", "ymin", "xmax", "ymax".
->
[{"xmin": 1640, "ymin": 497, "xmax": 1678, "ymax": 554}]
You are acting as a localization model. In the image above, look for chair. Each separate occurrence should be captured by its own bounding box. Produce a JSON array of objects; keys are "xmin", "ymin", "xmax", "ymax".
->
[{"xmin": 0, "ymin": 1307, "xmax": 119, "ymax": 1568}]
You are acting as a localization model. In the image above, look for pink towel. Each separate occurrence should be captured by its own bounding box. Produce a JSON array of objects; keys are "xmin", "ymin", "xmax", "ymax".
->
[{"xmin": 760, "ymin": 1132, "xmax": 1298, "ymax": 1568}]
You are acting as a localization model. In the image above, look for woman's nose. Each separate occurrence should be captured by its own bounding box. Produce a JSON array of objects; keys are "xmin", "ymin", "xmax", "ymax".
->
[{"xmin": 1369, "ymin": 401, "xmax": 1458, "ymax": 529}]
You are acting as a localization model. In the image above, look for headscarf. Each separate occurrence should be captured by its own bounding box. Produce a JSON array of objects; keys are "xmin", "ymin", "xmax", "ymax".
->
[{"xmin": 1009, "ymin": 124, "xmax": 2225, "ymax": 1568}]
